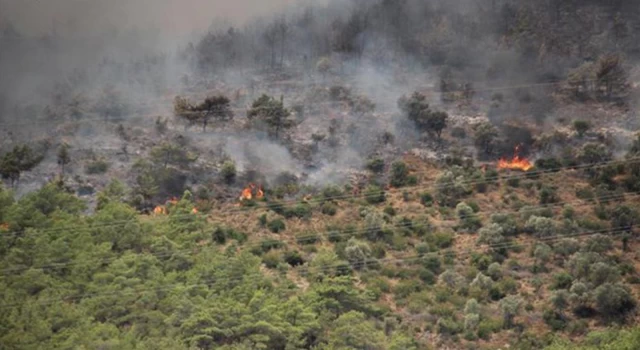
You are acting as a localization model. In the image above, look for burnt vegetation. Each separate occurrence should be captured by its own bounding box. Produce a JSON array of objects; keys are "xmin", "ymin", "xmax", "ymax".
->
[{"xmin": 1, "ymin": 0, "xmax": 640, "ymax": 349}]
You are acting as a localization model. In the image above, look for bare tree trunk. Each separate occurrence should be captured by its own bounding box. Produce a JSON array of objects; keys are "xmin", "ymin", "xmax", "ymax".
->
[
  {"xmin": 271, "ymin": 46, "xmax": 276, "ymax": 69},
  {"xmin": 280, "ymin": 35, "xmax": 286, "ymax": 68}
]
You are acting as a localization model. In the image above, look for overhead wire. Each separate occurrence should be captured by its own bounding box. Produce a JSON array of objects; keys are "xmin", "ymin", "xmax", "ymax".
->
[
  {"xmin": 1, "ymin": 188, "xmax": 637, "ymax": 275},
  {"xmin": 0, "ymin": 223, "xmax": 634, "ymax": 310},
  {"xmin": 1, "ymin": 156, "xmax": 637, "ymax": 240}
]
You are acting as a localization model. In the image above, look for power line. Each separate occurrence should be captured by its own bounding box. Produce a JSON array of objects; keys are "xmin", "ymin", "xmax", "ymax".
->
[
  {"xmin": 0, "ymin": 224, "xmax": 633, "ymax": 310},
  {"xmin": 1, "ymin": 156, "xmax": 637, "ymax": 240},
  {"xmin": 1, "ymin": 189, "xmax": 637, "ymax": 275}
]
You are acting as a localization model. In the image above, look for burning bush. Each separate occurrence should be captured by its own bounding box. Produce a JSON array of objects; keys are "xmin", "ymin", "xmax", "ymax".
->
[{"xmin": 497, "ymin": 146, "xmax": 533, "ymax": 172}]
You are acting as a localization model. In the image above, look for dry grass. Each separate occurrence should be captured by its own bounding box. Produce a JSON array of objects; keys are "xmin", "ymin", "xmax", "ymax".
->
[{"xmin": 177, "ymin": 156, "xmax": 640, "ymax": 350}]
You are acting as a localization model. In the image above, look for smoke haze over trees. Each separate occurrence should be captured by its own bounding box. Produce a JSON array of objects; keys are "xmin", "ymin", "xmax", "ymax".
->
[{"xmin": 2, "ymin": 2, "xmax": 640, "ymax": 348}]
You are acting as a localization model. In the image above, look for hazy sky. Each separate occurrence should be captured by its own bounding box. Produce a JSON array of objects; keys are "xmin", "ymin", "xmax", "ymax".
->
[{"xmin": 0, "ymin": 0, "xmax": 313, "ymax": 37}]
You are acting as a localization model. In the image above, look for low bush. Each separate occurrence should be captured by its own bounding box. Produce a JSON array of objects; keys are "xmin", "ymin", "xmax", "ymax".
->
[
  {"xmin": 366, "ymin": 158, "xmax": 385, "ymax": 173},
  {"xmin": 390, "ymin": 161, "xmax": 410, "ymax": 187},
  {"xmin": 420, "ymin": 192, "xmax": 434, "ymax": 206},
  {"xmin": 283, "ymin": 250, "xmax": 304, "ymax": 266},
  {"xmin": 296, "ymin": 231, "xmax": 320, "ymax": 245},
  {"xmin": 284, "ymin": 203, "xmax": 312, "ymax": 219},
  {"xmin": 85, "ymin": 159, "xmax": 110, "ymax": 174},
  {"xmin": 364, "ymin": 185, "xmax": 386, "ymax": 204},
  {"xmin": 267, "ymin": 219, "xmax": 286, "ymax": 233},
  {"xmin": 262, "ymin": 250, "xmax": 282, "ymax": 269},
  {"xmin": 551, "ymin": 272, "xmax": 574, "ymax": 290},
  {"xmin": 477, "ymin": 318, "xmax": 502, "ymax": 340},
  {"xmin": 543, "ymin": 309, "xmax": 567, "ymax": 331},
  {"xmin": 321, "ymin": 202, "xmax": 337, "ymax": 216}
]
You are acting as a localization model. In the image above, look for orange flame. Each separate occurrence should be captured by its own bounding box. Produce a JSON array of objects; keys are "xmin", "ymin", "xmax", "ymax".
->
[
  {"xmin": 0, "ymin": 223, "xmax": 8, "ymax": 231},
  {"xmin": 239, "ymin": 184, "xmax": 256, "ymax": 201},
  {"xmin": 498, "ymin": 145, "xmax": 533, "ymax": 172},
  {"xmin": 256, "ymin": 186, "xmax": 264, "ymax": 199},
  {"xmin": 153, "ymin": 206, "xmax": 167, "ymax": 215},
  {"xmin": 167, "ymin": 197, "xmax": 179, "ymax": 205},
  {"xmin": 191, "ymin": 207, "xmax": 199, "ymax": 214}
]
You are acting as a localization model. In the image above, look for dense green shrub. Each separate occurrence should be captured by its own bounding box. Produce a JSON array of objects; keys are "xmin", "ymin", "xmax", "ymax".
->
[
  {"xmin": 551, "ymin": 272, "xmax": 574, "ymax": 290},
  {"xmin": 296, "ymin": 231, "xmax": 320, "ymax": 245},
  {"xmin": 477, "ymin": 318, "xmax": 502, "ymax": 340},
  {"xmin": 267, "ymin": 219, "xmax": 286, "ymax": 233},
  {"xmin": 539, "ymin": 185, "xmax": 559, "ymax": 204},
  {"xmin": 435, "ymin": 170, "xmax": 472, "ymax": 207},
  {"xmin": 490, "ymin": 213, "xmax": 518, "ymax": 236},
  {"xmin": 262, "ymin": 250, "xmax": 282, "ymax": 269},
  {"xmin": 366, "ymin": 158, "xmax": 385, "ymax": 173},
  {"xmin": 85, "ymin": 159, "xmax": 110, "ymax": 174},
  {"xmin": 220, "ymin": 160, "xmax": 237, "ymax": 184},
  {"xmin": 437, "ymin": 317, "xmax": 463, "ymax": 336},
  {"xmin": 283, "ymin": 250, "xmax": 304, "ymax": 266},
  {"xmin": 364, "ymin": 185, "xmax": 386, "ymax": 204},
  {"xmin": 573, "ymin": 120, "xmax": 590, "ymax": 137},
  {"xmin": 594, "ymin": 283, "xmax": 636, "ymax": 320},
  {"xmin": 284, "ymin": 203, "xmax": 312, "ymax": 219},
  {"xmin": 543, "ymin": 309, "xmax": 567, "ymax": 331},
  {"xmin": 422, "ymin": 253, "xmax": 442, "ymax": 274},
  {"xmin": 535, "ymin": 158, "xmax": 562, "ymax": 171},
  {"xmin": 432, "ymin": 231, "xmax": 455, "ymax": 248},
  {"xmin": 390, "ymin": 161, "xmax": 410, "ymax": 187},
  {"xmin": 525, "ymin": 216, "xmax": 556, "ymax": 237},
  {"xmin": 321, "ymin": 202, "xmax": 338, "ymax": 216},
  {"xmin": 419, "ymin": 268, "xmax": 437, "ymax": 285},
  {"xmin": 258, "ymin": 213, "xmax": 267, "ymax": 227},
  {"xmin": 383, "ymin": 206, "xmax": 396, "ymax": 216},
  {"xmin": 420, "ymin": 192, "xmax": 434, "ymax": 206},
  {"xmin": 456, "ymin": 202, "xmax": 482, "ymax": 232},
  {"xmin": 322, "ymin": 185, "xmax": 343, "ymax": 199}
]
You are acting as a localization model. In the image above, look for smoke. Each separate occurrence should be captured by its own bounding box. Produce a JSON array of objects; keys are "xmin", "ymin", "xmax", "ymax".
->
[
  {"xmin": 223, "ymin": 133, "xmax": 301, "ymax": 180},
  {"xmin": 0, "ymin": 0, "xmax": 321, "ymax": 121},
  {"xmin": 0, "ymin": 0, "xmax": 309, "ymax": 38},
  {"xmin": 2, "ymin": 0, "xmax": 639, "ymax": 197}
]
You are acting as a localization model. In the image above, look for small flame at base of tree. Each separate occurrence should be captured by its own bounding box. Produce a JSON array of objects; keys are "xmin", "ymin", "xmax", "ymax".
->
[
  {"xmin": 497, "ymin": 145, "xmax": 533, "ymax": 172},
  {"xmin": 153, "ymin": 206, "xmax": 167, "ymax": 215},
  {"xmin": 152, "ymin": 197, "xmax": 199, "ymax": 215}
]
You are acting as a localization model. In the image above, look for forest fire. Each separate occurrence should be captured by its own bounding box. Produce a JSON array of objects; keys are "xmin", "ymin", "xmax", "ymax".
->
[
  {"xmin": 239, "ymin": 184, "xmax": 255, "ymax": 200},
  {"xmin": 153, "ymin": 206, "xmax": 167, "ymax": 215},
  {"xmin": 0, "ymin": 223, "xmax": 8, "ymax": 230},
  {"xmin": 239, "ymin": 183, "xmax": 264, "ymax": 201},
  {"xmin": 498, "ymin": 145, "xmax": 533, "ymax": 172},
  {"xmin": 152, "ymin": 197, "xmax": 199, "ymax": 215}
]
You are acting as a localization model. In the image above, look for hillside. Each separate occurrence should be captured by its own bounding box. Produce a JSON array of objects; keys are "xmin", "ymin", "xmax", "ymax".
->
[{"xmin": 1, "ymin": 0, "xmax": 640, "ymax": 349}]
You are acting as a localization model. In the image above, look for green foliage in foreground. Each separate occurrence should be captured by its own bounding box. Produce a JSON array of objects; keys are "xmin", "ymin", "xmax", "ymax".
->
[
  {"xmin": 544, "ymin": 327, "xmax": 640, "ymax": 350},
  {"xmin": 0, "ymin": 182, "xmax": 417, "ymax": 350}
]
